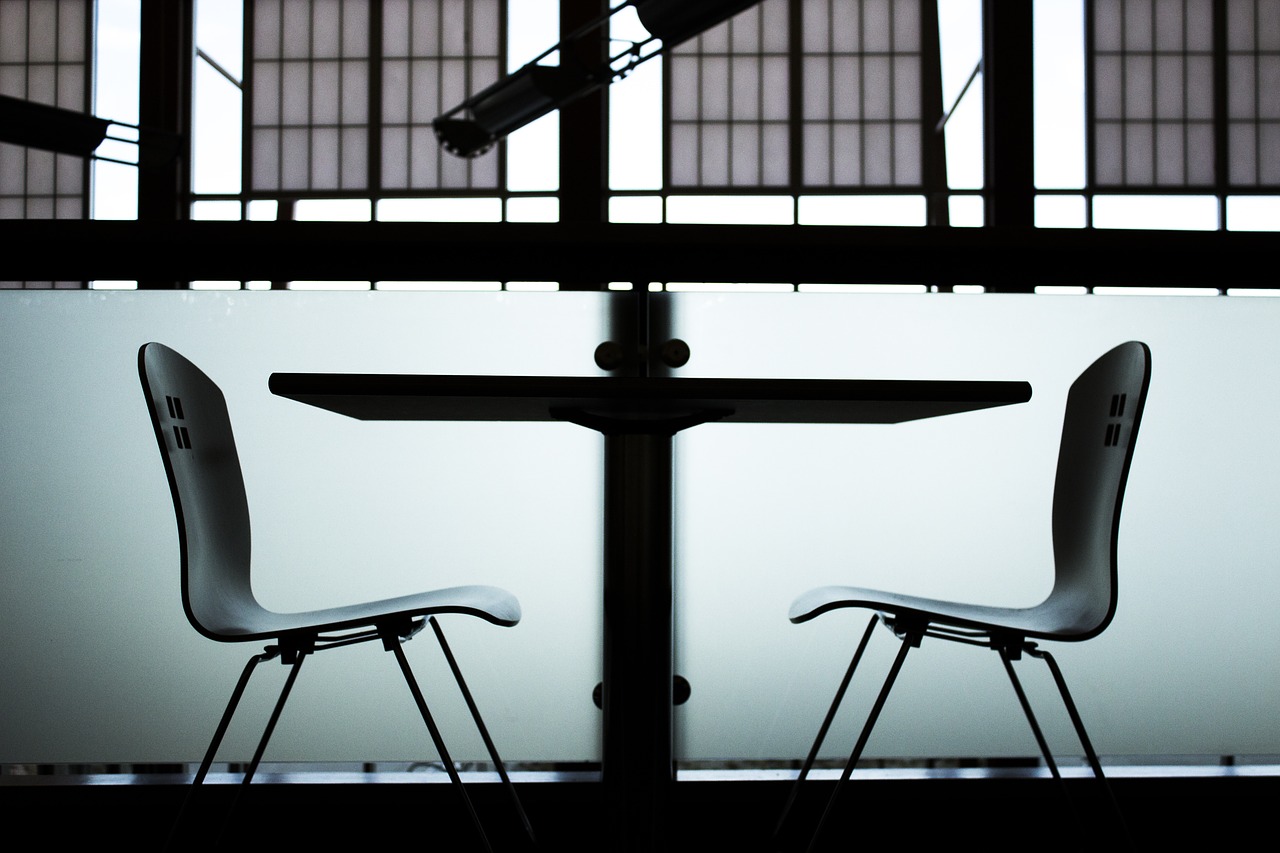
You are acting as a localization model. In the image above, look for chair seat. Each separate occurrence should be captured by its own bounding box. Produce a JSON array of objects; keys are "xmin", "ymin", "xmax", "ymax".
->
[
  {"xmin": 789, "ymin": 581, "xmax": 1103, "ymax": 642},
  {"xmin": 202, "ymin": 583, "xmax": 522, "ymax": 641}
]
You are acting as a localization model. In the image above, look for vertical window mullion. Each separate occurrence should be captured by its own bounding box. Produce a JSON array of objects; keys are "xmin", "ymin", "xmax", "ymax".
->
[
  {"xmin": 465, "ymin": 0, "xmax": 473, "ymax": 190},
  {"xmin": 277, "ymin": 0, "xmax": 286, "ymax": 194},
  {"xmin": 1183, "ymin": 0, "xmax": 1191, "ymax": 185},
  {"xmin": 83, "ymin": 0, "xmax": 94, "ymax": 220},
  {"xmin": 1213, "ymin": 0, "xmax": 1229, "ymax": 195},
  {"xmin": 754, "ymin": 9, "xmax": 763, "ymax": 186},
  {"xmin": 1121, "ymin": 0, "xmax": 1129, "ymax": 184},
  {"xmin": 783, "ymin": 0, "xmax": 793, "ymax": 189},
  {"xmin": 51, "ymin": 0, "xmax": 60, "ymax": 207},
  {"xmin": 369, "ymin": 0, "xmax": 382, "ymax": 196},
  {"xmin": 1251, "ymin": 0, "xmax": 1262, "ymax": 187},
  {"xmin": 829, "ymin": 0, "xmax": 838, "ymax": 186},
  {"xmin": 859, "ymin": 0, "xmax": 868, "ymax": 185},
  {"xmin": 436, "ymin": 0, "xmax": 445, "ymax": 187},
  {"xmin": 696, "ymin": 38, "xmax": 704, "ymax": 185},
  {"xmin": 337, "ymin": 0, "xmax": 345, "ymax": 189},
  {"xmin": 728, "ymin": 20, "xmax": 736, "ymax": 185},
  {"xmin": 22, "ymin": 0, "xmax": 32, "ymax": 216},
  {"xmin": 306, "ymin": 1, "xmax": 315, "ymax": 191},
  {"xmin": 1152, "ymin": 0, "xmax": 1162, "ymax": 183},
  {"xmin": 889, "ymin": 0, "xmax": 897, "ymax": 184}
]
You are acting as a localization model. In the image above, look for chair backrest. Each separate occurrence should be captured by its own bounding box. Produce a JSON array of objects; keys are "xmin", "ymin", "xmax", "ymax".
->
[
  {"xmin": 139, "ymin": 343, "xmax": 266, "ymax": 640},
  {"xmin": 1040, "ymin": 341, "xmax": 1151, "ymax": 640}
]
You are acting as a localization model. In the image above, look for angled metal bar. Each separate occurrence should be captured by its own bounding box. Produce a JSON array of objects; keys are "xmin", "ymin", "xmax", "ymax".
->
[
  {"xmin": 165, "ymin": 648, "xmax": 276, "ymax": 851},
  {"xmin": 935, "ymin": 60, "xmax": 982, "ymax": 134},
  {"xmin": 806, "ymin": 627, "xmax": 919, "ymax": 853},
  {"xmin": 429, "ymin": 616, "xmax": 537, "ymax": 844},
  {"xmin": 390, "ymin": 637, "xmax": 491, "ymax": 852},
  {"xmin": 999, "ymin": 643, "xmax": 1097, "ymax": 844},
  {"xmin": 239, "ymin": 652, "xmax": 306, "ymax": 787},
  {"xmin": 214, "ymin": 651, "xmax": 308, "ymax": 842},
  {"xmin": 773, "ymin": 613, "xmax": 880, "ymax": 841},
  {"xmin": 999, "ymin": 645, "xmax": 1064, "ymax": 782},
  {"xmin": 1028, "ymin": 645, "xmax": 1131, "ymax": 843}
]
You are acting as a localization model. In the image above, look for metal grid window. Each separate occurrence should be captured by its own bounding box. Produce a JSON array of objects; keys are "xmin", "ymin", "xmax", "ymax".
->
[
  {"xmin": 1091, "ymin": 0, "xmax": 1216, "ymax": 187},
  {"xmin": 667, "ymin": 0, "xmax": 790, "ymax": 187},
  {"xmin": 801, "ymin": 0, "xmax": 923, "ymax": 187},
  {"xmin": 1090, "ymin": 0, "xmax": 1280, "ymax": 190},
  {"xmin": 381, "ymin": 0, "xmax": 502, "ymax": 190},
  {"xmin": 249, "ymin": 0, "xmax": 374, "ymax": 193},
  {"xmin": 248, "ymin": 0, "xmax": 503, "ymax": 196},
  {"xmin": 1227, "ymin": 0, "xmax": 1280, "ymax": 185},
  {"xmin": 0, "ymin": 0, "xmax": 94, "ymax": 222},
  {"xmin": 665, "ymin": 0, "xmax": 932, "ymax": 191}
]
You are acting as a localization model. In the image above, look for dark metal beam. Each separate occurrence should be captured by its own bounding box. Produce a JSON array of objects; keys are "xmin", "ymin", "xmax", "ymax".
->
[
  {"xmin": 137, "ymin": 0, "xmax": 193, "ymax": 288},
  {"xmin": 983, "ymin": 0, "xmax": 1035, "ymax": 232},
  {"xmin": 4, "ymin": 220, "xmax": 1275, "ymax": 290},
  {"xmin": 558, "ymin": 0, "xmax": 611, "ymax": 291}
]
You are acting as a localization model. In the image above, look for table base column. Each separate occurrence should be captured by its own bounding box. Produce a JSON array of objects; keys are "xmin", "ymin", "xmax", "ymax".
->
[{"xmin": 602, "ymin": 430, "xmax": 675, "ymax": 851}]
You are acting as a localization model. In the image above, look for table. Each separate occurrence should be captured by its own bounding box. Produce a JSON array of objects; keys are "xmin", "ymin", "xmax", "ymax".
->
[{"xmin": 268, "ymin": 371, "xmax": 1032, "ymax": 849}]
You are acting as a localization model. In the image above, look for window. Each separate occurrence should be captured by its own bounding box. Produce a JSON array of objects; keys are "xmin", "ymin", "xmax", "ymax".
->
[
  {"xmin": 248, "ymin": 0, "xmax": 504, "ymax": 197},
  {"xmin": 1087, "ymin": 0, "xmax": 1280, "ymax": 198},
  {"xmin": 0, "ymin": 0, "xmax": 94, "ymax": 222},
  {"xmin": 663, "ymin": 0, "xmax": 948, "ymax": 208}
]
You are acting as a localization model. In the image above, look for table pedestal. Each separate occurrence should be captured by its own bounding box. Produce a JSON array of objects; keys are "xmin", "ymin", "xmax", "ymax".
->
[{"xmin": 602, "ymin": 430, "xmax": 675, "ymax": 850}]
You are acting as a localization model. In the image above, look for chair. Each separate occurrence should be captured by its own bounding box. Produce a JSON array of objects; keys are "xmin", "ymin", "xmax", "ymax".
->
[
  {"xmin": 138, "ymin": 342, "xmax": 535, "ymax": 850},
  {"xmin": 774, "ymin": 341, "xmax": 1151, "ymax": 850}
]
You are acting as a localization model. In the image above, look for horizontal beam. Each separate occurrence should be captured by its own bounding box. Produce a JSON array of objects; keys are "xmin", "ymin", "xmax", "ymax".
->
[{"xmin": 3, "ymin": 220, "xmax": 1274, "ymax": 289}]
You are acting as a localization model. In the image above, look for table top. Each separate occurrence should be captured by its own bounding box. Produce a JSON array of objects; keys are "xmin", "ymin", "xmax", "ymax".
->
[{"xmin": 269, "ymin": 373, "xmax": 1031, "ymax": 426}]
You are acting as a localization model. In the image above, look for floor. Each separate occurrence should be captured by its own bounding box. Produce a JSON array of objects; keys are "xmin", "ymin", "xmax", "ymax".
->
[{"xmin": 3, "ymin": 764, "xmax": 1272, "ymax": 850}]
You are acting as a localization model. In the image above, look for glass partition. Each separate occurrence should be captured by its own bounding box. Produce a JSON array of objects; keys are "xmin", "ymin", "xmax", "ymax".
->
[
  {"xmin": 2, "ymin": 288, "xmax": 1279, "ymax": 768},
  {"xmin": 0, "ymin": 290, "xmax": 608, "ymax": 765},
  {"xmin": 670, "ymin": 290, "xmax": 1280, "ymax": 763}
]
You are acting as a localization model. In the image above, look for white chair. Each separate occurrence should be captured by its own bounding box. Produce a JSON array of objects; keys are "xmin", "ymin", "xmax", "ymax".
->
[
  {"xmin": 776, "ymin": 341, "xmax": 1151, "ymax": 850},
  {"xmin": 139, "ymin": 342, "xmax": 535, "ymax": 850}
]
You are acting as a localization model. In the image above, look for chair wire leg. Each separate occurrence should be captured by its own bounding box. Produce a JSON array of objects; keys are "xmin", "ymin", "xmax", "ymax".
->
[
  {"xmin": 390, "ymin": 637, "xmax": 492, "ymax": 853},
  {"xmin": 999, "ymin": 645, "xmax": 1091, "ymax": 839},
  {"xmin": 240, "ymin": 653, "xmax": 306, "ymax": 787},
  {"xmin": 999, "ymin": 647, "xmax": 1065, "ymax": 782},
  {"xmin": 429, "ymin": 616, "xmax": 538, "ymax": 845},
  {"xmin": 773, "ymin": 614, "xmax": 879, "ymax": 842},
  {"xmin": 216, "ymin": 652, "xmax": 307, "ymax": 844},
  {"xmin": 1028, "ymin": 646, "xmax": 1131, "ymax": 843},
  {"xmin": 164, "ymin": 649, "xmax": 274, "ymax": 852},
  {"xmin": 806, "ymin": 630, "xmax": 916, "ymax": 853}
]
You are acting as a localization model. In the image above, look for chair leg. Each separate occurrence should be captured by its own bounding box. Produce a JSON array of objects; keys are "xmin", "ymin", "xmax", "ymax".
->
[
  {"xmin": 773, "ymin": 613, "xmax": 879, "ymax": 842},
  {"xmin": 806, "ymin": 627, "xmax": 918, "ymax": 853},
  {"xmin": 1000, "ymin": 645, "xmax": 1091, "ymax": 837},
  {"xmin": 389, "ymin": 637, "xmax": 492, "ymax": 852},
  {"xmin": 429, "ymin": 616, "xmax": 537, "ymax": 845},
  {"xmin": 164, "ymin": 648, "xmax": 276, "ymax": 852},
  {"xmin": 239, "ymin": 652, "xmax": 306, "ymax": 787},
  {"xmin": 210, "ymin": 651, "xmax": 308, "ymax": 844},
  {"xmin": 998, "ymin": 646, "xmax": 1066, "ymax": 782},
  {"xmin": 1027, "ymin": 646, "xmax": 1131, "ymax": 842}
]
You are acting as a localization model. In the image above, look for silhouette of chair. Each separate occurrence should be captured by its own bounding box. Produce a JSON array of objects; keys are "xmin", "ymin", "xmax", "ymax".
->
[
  {"xmin": 138, "ymin": 342, "xmax": 535, "ymax": 850},
  {"xmin": 774, "ymin": 341, "xmax": 1150, "ymax": 850}
]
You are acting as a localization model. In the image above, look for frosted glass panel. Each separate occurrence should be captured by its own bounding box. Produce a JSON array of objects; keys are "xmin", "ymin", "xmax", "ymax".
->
[
  {"xmin": 669, "ymin": 291, "xmax": 1280, "ymax": 761},
  {"xmin": 0, "ymin": 291, "xmax": 608, "ymax": 764},
  {"xmin": 5, "ymin": 289, "xmax": 1280, "ymax": 768}
]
